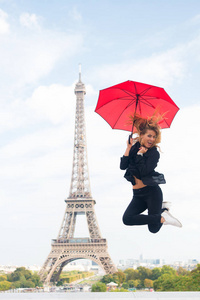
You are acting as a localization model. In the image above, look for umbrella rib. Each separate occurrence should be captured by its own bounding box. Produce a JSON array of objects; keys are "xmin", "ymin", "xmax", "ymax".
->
[
  {"xmin": 96, "ymin": 95, "xmax": 135, "ymax": 110},
  {"xmin": 140, "ymin": 95, "xmax": 178, "ymax": 109},
  {"xmin": 121, "ymin": 89, "xmax": 137, "ymax": 100},
  {"xmin": 139, "ymin": 96, "xmax": 157, "ymax": 109},
  {"xmin": 140, "ymin": 86, "xmax": 153, "ymax": 96},
  {"xmin": 138, "ymin": 97, "xmax": 172, "ymax": 127},
  {"xmin": 112, "ymin": 99, "xmax": 136, "ymax": 128}
]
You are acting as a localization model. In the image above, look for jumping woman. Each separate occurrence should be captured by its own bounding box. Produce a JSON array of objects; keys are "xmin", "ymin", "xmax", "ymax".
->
[{"xmin": 120, "ymin": 115, "xmax": 182, "ymax": 233}]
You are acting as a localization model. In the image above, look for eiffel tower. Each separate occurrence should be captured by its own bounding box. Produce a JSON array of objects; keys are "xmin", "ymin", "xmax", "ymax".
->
[{"xmin": 39, "ymin": 66, "xmax": 117, "ymax": 284}]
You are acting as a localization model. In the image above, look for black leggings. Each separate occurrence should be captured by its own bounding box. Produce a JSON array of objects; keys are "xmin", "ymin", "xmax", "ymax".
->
[{"xmin": 122, "ymin": 185, "xmax": 163, "ymax": 234}]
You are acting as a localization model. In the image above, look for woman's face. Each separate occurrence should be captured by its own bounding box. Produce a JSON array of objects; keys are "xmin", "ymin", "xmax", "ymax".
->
[{"xmin": 140, "ymin": 129, "xmax": 157, "ymax": 148}]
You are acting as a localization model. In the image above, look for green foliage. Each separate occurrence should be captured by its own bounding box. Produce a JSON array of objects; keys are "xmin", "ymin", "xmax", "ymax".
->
[
  {"xmin": 151, "ymin": 267, "xmax": 161, "ymax": 280},
  {"xmin": 10, "ymin": 275, "xmax": 35, "ymax": 289},
  {"xmin": 153, "ymin": 273, "xmax": 199, "ymax": 291},
  {"xmin": 110, "ymin": 287, "xmax": 129, "ymax": 292},
  {"xmin": 153, "ymin": 264, "xmax": 200, "ymax": 291},
  {"xmin": 101, "ymin": 274, "xmax": 114, "ymax": 284},
  {"xmin": 112, "ymin": 271, "xmax": 126, "ymax": 286},
  {"xmin": 174, "ymin": 276, "xmax": 194, "ymax": 291},
  {"xmin": 99, "ymin": 264, "xmax": 200, "ymax": 292},
  {"xmin": 0, "ymin": 275, "xmax": 7, "ymax": 282},
  {"xmin": 59, "ymin": 271, "xmax": 94, "ymax": 284},
  {"xmin": 144, "ymin": 278, "xmax": 153, "ymax": 288},
  {"xmin": 176, "ymin": 267, "xmax": 189, "ymax": 276},
  {"xmin": 5, "ymin": 267, "xmax": 42, "ymax": 290},
  {"xmin": 153, "ymin": 274, "xmax": 176, "ymax": 291},
  {"xmin": 124, "ymin": 268, "xmax": 139, "ymax": 281},
  {"xmin": 161, "ymin": 265, "xmax": 176, "ymax": 276},
  {"xmin": 137, "ymin": 266, "xmax": 152, "ymax": 280},
  {"xmin": 189, "ymin": 264, "xmax": 200, "ymax": 291},
  {"xmin": 137, "ymin": 266, "xmax": 152, "ymax": 287},
  {"xmin": 0, "ymin": 281, "xmax": 11, "ymax": 291},
  {"xmin": 127, "ymin": 279, "xmax": 140, "ymax": 288},
  {"xmin": 101, "ymin": 271, "xmax": 126, "ymax": 286},
  {"xmin": 31, "ymin": 272, "xmax": 43, "ymax": 287},
  {"xmin": 122, "ymin": 282, "xmax": 129, "ymax": 289},
  {"xmin": 7, "ymin": 267, "xmax": 32, "ymax": 282},
  {"xmin": 91, "ymin": 282, "xmax": 107, "ymax": 292}
]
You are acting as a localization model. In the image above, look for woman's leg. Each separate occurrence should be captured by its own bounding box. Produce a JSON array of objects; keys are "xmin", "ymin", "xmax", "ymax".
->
[
  {"xmin": 122, "ymin": 189, "xmax": 148, "ymax": 225},
  {"xmin": 147, "ymin": 186, "xmax": 163, "ymax": 234},
  {"xmin": 122, "ymin": 192, "xmax": 147, "ymax": 225},
  {"xmin": 122, "ymin": 186, "xmax": 162, "ymax": 230}
]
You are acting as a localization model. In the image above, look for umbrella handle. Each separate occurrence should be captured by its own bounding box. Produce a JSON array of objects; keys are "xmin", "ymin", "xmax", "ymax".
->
[
  {"xmin": 128, "ymin": 133, "xmax": 133, "ymax": 145},
  {"xmin": 128, "ymin": 120, "xmax": 135, "ymax": 144}
]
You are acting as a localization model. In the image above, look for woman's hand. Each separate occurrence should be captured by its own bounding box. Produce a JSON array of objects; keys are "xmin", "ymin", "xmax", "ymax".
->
[
  {"xmin": 127, "ymin": 137, "xmax": 133, "ymax": 148},
  {"xmin": 124, "ymin": 137, "xmax": 133, "ymax": 156},
  {"xmin": 137, "ymin": 146, "xmax": 148, "ymax": 154}
]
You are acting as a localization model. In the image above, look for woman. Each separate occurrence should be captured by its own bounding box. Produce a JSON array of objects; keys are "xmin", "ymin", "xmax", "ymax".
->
[{"xmin": 120, "ymin": 116, "xmax": 182, "ymax": 233}]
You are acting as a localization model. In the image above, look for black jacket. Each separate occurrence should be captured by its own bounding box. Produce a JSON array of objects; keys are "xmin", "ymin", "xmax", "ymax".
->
[{"xmin": 120, "ymin": 142, "xmax": 166, "ymax": 186}]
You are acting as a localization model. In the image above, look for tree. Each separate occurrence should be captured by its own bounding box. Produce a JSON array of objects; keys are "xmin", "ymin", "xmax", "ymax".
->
[
  {"xmin": 153, "ymin": 274, "xmax": 177, "ymax": 291},
  {"xmin": 0, "ymin": 281, "xmax": 11, "ymax": 291},
  {"xmin": 7, "ymin": 267, "xmax": 32, "ymax": 282},
  {"xmin": 91, "ymin": 282, "xmax": 107, "ymax": 292},
  {"xmin": 128, "ymin": 279, "xmax": 140, "ymax": 288},
  {"xmin": 56, "ymin": 281, "xmax": 63, "ymax": 286},
  {"xmin": 7, "ymin": 267, "xmax": 42, "ymax": 289},
  {"xmin": 127, "ymin": 280, "xmax": 135, "ymax": 288},
  {"xmin": 177, "ymin": 267, "xmax": 189, "ymax": 276},
  {"xmin": 137, "ymin": 266, "xmax": 152, "ymax": 287},
  {"xmin": 101, "ymin": 274, "xmax": 113, "ymax": 284},
  {"xmin": 161, "ymin": 265, "xmax": 176, "ymax": 276},
  {"xmin": 144, "ymin": 278, "xmax": 153, "ymax": 289},
  {"xmin": 0, "ymin": 275, "xmax": 7, "ymax": 282},
  {"xmin": 124, "ymin": 268, "xmax": 139, "ymax": 281},
  {"xmin": 174, "ymin": 276, "xmax": 194, "ymax": 291},
  {"xmin": 113, "ymin": 271, "xmax": 126, "ymax": 285},
  {"xmin": 122, "ymin": 282, "xmax": 129, "ymax": 289},
  {"xmin": 151, "ymin": 267, "xmax": 161, "ymax": 280},
  {"xmin": 31, "ymin": 272, "xmax": 42, "ymax": 287},
  {"xmin": 189, "ymin": 264, "xmax": 200, "ymax": 291}
]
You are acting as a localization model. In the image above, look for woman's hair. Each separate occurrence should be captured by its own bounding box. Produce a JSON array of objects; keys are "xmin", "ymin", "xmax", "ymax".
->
[{"xmin": 129, "ymin": 111, "xmax": 162, "ymax": 148}]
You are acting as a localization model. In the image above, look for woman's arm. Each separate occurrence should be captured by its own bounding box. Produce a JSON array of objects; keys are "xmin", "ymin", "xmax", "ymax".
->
[
  {"xmin": 120, "ymin": 138, "xmax": 134, "ymax": 170},
  {"xmin": 135, "ymin": 148, "xmax": 160, "ymax": 176}
]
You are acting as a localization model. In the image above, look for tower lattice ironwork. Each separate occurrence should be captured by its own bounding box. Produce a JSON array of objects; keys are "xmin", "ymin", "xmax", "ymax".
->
[{"xmin": 39, "ymin": 67, "xmax": 117, "ymax": 284}]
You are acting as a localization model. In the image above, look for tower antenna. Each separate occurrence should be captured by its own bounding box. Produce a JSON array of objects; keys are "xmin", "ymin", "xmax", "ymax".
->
[{"xmin": 79, "ymin": 63, "xmax": 82, "ymax": 82}]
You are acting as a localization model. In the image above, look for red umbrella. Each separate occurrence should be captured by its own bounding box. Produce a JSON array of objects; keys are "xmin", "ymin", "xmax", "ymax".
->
[{"xmin": 95, "ymin": 80, "xmax": 179, "ymax": 133}]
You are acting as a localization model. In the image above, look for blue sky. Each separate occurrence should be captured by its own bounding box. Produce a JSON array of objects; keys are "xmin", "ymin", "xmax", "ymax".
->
[{"xmin": 0, "ymin": 0, "xmax": 200, "ymax": 268}]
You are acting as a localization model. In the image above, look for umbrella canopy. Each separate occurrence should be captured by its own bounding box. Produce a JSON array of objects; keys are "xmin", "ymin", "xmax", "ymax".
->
[{"xmin": 95, "ymin": 80, "xmax": 179, "ymax": 132}]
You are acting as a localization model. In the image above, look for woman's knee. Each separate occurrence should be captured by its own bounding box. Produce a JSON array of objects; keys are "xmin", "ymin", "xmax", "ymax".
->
[
  {"xmin": 122, "ymin": 214, "xmax": 133, "ymax": 225},
  {"xmin": 148, "ymin": 225, "xmax": 161, "ymax": 234},
  {"xmin": 122, "ymin": 215, "xmax": 129, "ymax": 225}
]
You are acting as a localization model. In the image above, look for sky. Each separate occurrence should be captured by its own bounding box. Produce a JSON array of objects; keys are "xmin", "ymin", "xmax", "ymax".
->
[{"xmin": 0, "ymin": 0, "xmax": 200, "ymax": 269}]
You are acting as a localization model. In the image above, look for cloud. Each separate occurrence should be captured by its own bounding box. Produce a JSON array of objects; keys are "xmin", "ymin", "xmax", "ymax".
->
[
  {"xmin": 0, "ymin": 83, "xmax": 77, "ymax": 135},
  {"xmin": 19, "ymin": 13, "xmax": 40, "ymax": 29},
  {"xmin": 88, "ymin": 19, "xmax": 200, "ymax": 93},
  {"xmin": 3, "ymin": 32, "xmax": 82, "ymax": 88},
  {"xmin": 89, "ymin": 47, "xmax": 185, "ymax": 89},
  {"xmin": 0, "ymin": 9, "xmax": 9, "ymax": 34},
  {"xmin": 0, "ymin": 82, "xmax": 77, "ymax": 185},
  {"xmin": 0, "ymin": 11, "xmax": 83, "ymax": 95},
  {"xmin": 27, "ymin": 83, "xmax": 76, "ymax": 124},
  {"xmin": 70, "ymin": 6, "xmax": 82, "ymax": 21}
]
